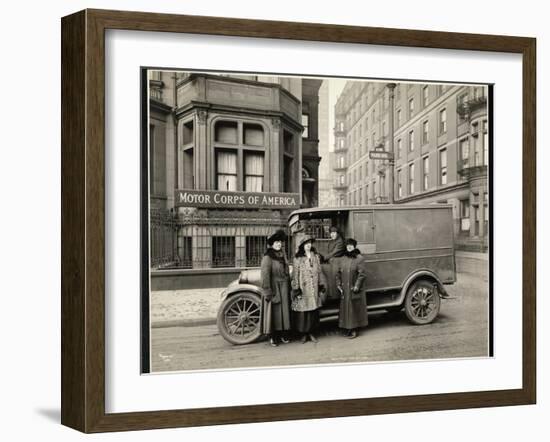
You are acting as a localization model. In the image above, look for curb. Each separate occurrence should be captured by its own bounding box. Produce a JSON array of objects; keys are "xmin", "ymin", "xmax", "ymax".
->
[{"xmin": 151, "ymin": 317, "xmax": 217, "ymax": 329}]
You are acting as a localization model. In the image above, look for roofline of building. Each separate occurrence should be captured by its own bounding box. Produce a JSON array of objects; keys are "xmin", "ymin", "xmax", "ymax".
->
[{"xmin": 176, "ymin": 72, "xmax": 302, "ymax": 105}]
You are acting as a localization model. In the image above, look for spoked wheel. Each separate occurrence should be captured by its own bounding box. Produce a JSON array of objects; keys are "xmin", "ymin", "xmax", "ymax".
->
[
  {"xmin": 404, "ymin": 280, "xmax": 441, "ymax": 325},
  {"xmin": 217, "ymin": 292, "xmax": 262, "ymax": 345}
]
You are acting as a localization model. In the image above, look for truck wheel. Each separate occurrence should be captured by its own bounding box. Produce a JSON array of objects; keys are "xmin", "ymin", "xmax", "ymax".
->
[
  {"xmin": 404, "ymin": 280, "xmax": 441, "ymax": 325},
  {"xmin": 217, "ymin": 292, "xmax": 262, "ymax": 345}
]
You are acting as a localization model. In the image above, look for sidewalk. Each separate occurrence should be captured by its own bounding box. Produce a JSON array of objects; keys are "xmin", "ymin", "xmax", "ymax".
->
[
  {"xmin": 150, "ymin": 287, "xmax": 223, "ymax": 328},
  {"xmin": 455, "ymin": 250, "xmax": 488, "ymax": 276}
]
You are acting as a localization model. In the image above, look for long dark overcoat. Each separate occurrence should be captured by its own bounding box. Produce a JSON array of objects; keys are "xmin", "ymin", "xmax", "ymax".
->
[
  {"xmin": 324, "ymin": 235, "xmax": 346, "ymax": 298},
  {"xmin": 335, "ymin": 249, "xmax": 369, "ymax": 329},
  {"xmin": 260, "ymin": 248, "xmax": 292, "ymax": 334}
]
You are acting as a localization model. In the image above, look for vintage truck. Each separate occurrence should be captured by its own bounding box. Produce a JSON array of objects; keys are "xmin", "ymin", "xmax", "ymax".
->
[{"xmin": 216, "ymin": 204, "xmax": 456, "ymax": 345}]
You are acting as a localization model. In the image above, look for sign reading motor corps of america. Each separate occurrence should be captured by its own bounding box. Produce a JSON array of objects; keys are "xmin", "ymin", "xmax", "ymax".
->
[{"xmin": 175, "ymin": 189, "xmax": 301, "ymax": 210}]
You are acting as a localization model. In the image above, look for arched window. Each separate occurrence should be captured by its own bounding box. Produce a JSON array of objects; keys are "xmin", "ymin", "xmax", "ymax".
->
[
  {"xmin": 243, "ymin": 123, "xmax": 264, "ymax": 146},
  {"xmin": 215, "ymin": 120, "xmax": 238, "ymax": 144},
  {"xmin": 213, "ymin": 120, "xmax": 266, "ymax": 192}
]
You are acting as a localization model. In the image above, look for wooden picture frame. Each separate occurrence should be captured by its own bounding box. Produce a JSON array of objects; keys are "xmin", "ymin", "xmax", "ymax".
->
[{"xmin": 61, "ymin": 8, "xmax": 536, "ymax": 433}]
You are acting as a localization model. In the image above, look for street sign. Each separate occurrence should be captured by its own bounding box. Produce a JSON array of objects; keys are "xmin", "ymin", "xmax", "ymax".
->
[{"xmin": 369, "ymin": 150, "xmax": 394, "ymax": 160}]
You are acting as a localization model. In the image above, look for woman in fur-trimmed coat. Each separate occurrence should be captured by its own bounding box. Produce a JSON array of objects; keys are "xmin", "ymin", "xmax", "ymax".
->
[
  {"xmin": 336, "ymin": 238, "xmax": 369, "ymax": 339},
  {"xmin": 260, "ymin": 230, "xmax": 292, "ymax": 347},
  {"xmin": 291, "ymin": 236, "xmax": 327, "ymax": 343}
]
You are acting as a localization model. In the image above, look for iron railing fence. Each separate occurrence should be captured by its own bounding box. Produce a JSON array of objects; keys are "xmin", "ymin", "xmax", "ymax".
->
[
  {"xmin": 150, "ymin": 209, "xmax": 286, "ymax": 270},
  {"xmin": 150, "ymin": 209, "xmax": 180, "ymax": 269}
]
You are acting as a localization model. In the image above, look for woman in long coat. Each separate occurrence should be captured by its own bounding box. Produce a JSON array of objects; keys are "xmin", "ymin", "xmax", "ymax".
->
[
  {"xmin": 336, "ymin": 238, "xmax": 369, "ymax": 338},
  {"xmin": 323, "ymin": 226, "xmax": 346, "ymax": 299},
  {"xmin": 260, "ymin": 229, "xmax": 292, "ymax": 347},
  {"xmin": 291, "ymin": 236, "xmax": 327, "ymax": 343}
]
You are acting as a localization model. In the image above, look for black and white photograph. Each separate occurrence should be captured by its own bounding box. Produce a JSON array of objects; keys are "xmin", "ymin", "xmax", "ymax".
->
[{"xmin": 143, "ymin": 69, "xmax": 491, "ymax": 373}]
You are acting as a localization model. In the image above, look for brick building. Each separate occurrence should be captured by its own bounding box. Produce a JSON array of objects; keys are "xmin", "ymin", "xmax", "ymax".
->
[{"xmin": 331, "ymin": 81, "xmax": 489, "ymax": 252}]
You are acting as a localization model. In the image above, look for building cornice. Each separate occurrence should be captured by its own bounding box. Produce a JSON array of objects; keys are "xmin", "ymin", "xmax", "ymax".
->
[
  {"xmin": 175, "ymin": 101, "xmax": 304, "ymax": 132},
  {"xmin": 395, "ymin": 181, "xmax": 470, "ymax": 203},
  {"xmin": 177, "ymin": 73, "xmax": 301, "ymax": 105},
  {"xmin": 150, "ymin": 98, "xmax": 173, "ymax": 114}
]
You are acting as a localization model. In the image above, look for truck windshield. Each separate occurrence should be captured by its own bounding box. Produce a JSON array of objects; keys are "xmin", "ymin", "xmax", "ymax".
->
[{"xmin": 290, "ymin": 217, "xmax": 335, "ymax": 239}]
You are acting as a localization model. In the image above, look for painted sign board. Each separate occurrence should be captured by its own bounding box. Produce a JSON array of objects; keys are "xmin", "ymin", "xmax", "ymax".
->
[{"xmin": 175, "ymin": 189, "xmax": 301, "ymax": 210}]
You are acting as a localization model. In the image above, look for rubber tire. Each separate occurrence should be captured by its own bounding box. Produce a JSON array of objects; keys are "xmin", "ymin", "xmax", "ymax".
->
[
  {"xmin": 404, "ymin": 279, "xmax": 441, "ymax": 325},
  {"xmin": 217, "ymin": 292, "xmax": 263, "ymax": 345}
]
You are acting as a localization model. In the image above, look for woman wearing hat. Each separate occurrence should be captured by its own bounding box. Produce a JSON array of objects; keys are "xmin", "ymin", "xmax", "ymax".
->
[
  {"xmin": 323, "ymin": 226, "xmax": 346, "ymax": 299},
  {"xmin": 325, "ymin": 226, "xmax": 346, "ymax": 262},
  {"xmin": 291, "ymin": 236, "xmax": 327, "ymax": 343},
  {"xmin": 335, "ymin": 238, "xmax": 369, "ymax": 339},
  {"xmin": 260, "ymin": 229, "xmax": 292, "ymax": 347}
]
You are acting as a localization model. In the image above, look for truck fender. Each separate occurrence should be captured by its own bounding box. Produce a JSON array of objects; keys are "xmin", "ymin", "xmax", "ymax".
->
[
  {"xmin": 219, "ymin": 283, "xmax": 265, "ymax": 303},
  {"xmin": 398, "ymin": 269, "xmax": 449, "ymax": 305}
]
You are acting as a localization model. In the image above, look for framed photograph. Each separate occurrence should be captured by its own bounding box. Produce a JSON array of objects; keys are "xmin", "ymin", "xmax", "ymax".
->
[{"xmin": 61, "ymin": 9, "xmax": 536, "ymax": 433}]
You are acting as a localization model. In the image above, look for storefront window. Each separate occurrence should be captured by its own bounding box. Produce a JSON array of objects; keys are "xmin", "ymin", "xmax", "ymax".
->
[
  {"xmin": 246, "ymin": 236, "xmax": 268, "ymax": 267},
  {"xmin": 212, "ymin": 236, "xmax": 236, "ymax": 268}
]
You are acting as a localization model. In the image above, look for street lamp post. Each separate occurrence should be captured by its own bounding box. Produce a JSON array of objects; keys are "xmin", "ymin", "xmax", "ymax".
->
[{"xmin": 387, "ymin": 83, "xmax": 396, "ymax": 204}]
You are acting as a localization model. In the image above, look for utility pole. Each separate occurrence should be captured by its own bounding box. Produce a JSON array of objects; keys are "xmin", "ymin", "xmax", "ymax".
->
[{"xmin": 387, "ymin": 83, "xmax": 396, "ymax": 204}]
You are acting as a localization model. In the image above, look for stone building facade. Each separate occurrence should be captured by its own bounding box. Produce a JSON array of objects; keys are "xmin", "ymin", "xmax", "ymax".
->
[
  {"xmin": 332, "ymin": 81, "xmax": 489, "ymax": 252},
  {"xmin": 149, "ymin": 71, "xmax": 321, "ymax": 269}
]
